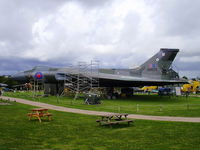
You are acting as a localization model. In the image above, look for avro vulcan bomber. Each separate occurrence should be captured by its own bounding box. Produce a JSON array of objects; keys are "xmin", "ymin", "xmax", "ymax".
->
[{"xmin": 12, "ymin": 48, "xmax": 187, "ymax": 95}]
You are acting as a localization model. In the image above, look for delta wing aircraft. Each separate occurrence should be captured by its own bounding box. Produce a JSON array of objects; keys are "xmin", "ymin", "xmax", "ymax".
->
[{"xmin": 12, "ymin": 48, "xmax": 187, "ymax": 95}]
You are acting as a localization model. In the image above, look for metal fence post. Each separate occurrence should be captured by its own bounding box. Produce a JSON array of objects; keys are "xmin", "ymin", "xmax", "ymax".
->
[
  {"xmin": 137, "ymin": 104, "xmax": 139, "ymax": 112},
  {"xmin": 159, "ymin": 105, "xmax": 163, "ymax": 111},
  {"xmin": 118, "ymin": 106, "xmax": 121, "ymax": 113}
]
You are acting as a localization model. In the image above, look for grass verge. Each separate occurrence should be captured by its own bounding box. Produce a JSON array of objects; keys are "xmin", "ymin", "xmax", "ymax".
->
[{"xmin": 1, "ymin": 102, "xmax": 200, "ymax": 150}]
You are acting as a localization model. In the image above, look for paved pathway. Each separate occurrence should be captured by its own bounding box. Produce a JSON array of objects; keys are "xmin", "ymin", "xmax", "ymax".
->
[{"xmin": 1, "ymin": 96, "xmax": 200, "ymax": 123}]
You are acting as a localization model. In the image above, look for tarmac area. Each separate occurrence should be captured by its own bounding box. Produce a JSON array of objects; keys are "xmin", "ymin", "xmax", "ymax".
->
[{"xmin": 1, "ymin": 96, "xmax": 200, "ymax": 123}]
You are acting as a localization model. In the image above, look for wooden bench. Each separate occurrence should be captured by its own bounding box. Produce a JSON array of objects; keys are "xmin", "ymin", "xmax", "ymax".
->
[
  {"xmin": 28, "ymin": 108, "xmax": 52, "ymax": 122},
  {"xmin": 42, "ymin": 113, "xmax": 53, "ymax": 121},
  {"xmin": 96, "ymin": 119, "xmax": 133, "ymax": 125},
  {"xmin": 96, "ymin": 113, "xmax": 134, "ymax": 126}
]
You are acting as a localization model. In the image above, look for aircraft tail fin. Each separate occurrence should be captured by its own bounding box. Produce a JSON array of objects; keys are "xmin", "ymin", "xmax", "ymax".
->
[{"xmin": 140, "ymin": 48, "xmax": 179, "ymax": 79}]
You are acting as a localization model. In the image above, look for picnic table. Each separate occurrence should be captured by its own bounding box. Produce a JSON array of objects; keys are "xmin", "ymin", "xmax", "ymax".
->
[
  {"xmin": 27, "ymin": 108, "xmax": 52, "ymax": 123},
  {"xmin": 96, "ymin": 113, "xmax": 133, "ymax": 126}
]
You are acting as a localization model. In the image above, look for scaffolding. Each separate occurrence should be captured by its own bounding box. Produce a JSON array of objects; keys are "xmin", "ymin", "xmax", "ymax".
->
[
  {"xmin": 61, "ymin": 60, "xmax": 100, "ymax": 100},
  {"xmin": 31, "ymin": 77, "xmax": 44, "ymax": 98}
]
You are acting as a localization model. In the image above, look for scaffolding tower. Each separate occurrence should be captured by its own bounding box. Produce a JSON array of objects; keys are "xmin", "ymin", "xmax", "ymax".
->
[{"xmin": 61, "ymin": 60, "xmax": 100, "ymax": 100}]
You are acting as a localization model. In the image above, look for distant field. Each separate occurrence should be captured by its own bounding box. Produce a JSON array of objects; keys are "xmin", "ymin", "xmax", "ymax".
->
[
  {"xmin": 0, "ymin": 102, "xmax": 200, "ymax": 150},
  {"xmin": 3, "ymin": 91, "xmax": 200, "ymax": 117}
]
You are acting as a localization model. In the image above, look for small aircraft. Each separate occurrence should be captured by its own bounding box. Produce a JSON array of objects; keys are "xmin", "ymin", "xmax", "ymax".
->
[
  {"xmin": 0, "ymin": 83, "xmax": 8, "ymax": 87},
  {"xmin": 11, "ymin": 48, "xmax": 187, "ymax": 95}
]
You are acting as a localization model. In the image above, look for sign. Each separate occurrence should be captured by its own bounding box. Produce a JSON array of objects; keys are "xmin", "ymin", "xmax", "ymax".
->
[{"xmin": 175, "ymin": 87, "xmax": 181, "ymax": 96}]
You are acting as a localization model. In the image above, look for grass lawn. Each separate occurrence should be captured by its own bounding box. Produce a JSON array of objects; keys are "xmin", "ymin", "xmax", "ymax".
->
[
  {"xmin": 0, "ymin": 102, "xmax": 200, "ymax": 150},
  {"xmin": 3, "ymin": 91, "xmax": 200, "ymax": 117}
]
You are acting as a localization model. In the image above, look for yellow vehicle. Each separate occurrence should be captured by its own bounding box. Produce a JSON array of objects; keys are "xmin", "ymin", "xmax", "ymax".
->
[
  {"xmin": 141, "ymin": 86, "xmax": 158, "ymax": 92},
  {"xmin": 182, "ymin": 80, "xmax": 200, "ymax": 93}
]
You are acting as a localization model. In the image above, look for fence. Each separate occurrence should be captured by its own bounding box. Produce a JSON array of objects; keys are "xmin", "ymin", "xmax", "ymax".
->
[{"xmin": 100, "ymin": 104, "xmax": 200, "ymax": 114}]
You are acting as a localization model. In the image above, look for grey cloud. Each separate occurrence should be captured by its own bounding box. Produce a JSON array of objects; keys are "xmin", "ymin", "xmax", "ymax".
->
[
  {"xmin": 119, "ymin": 12, "xmax": 141, "ymax": 45},
  {"xmin": 73, "ymin": 0, "xmax": 112, "ymax": 8},
  {"xmin": 177, "ymin": 62, "xmax": 200, "ymax": 71},
  {"xmin": 0, "ymin": 0, "xmax": 66, "ymax": 58},
  {"xmin": 155, "ymin": 0, "xmax": 200, "ymax": 37}
]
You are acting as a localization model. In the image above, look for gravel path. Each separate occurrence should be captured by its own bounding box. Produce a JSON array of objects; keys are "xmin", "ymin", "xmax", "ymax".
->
[{"xmin": 1, "ymin": 96, "xmax": 200, "ymax": 123}]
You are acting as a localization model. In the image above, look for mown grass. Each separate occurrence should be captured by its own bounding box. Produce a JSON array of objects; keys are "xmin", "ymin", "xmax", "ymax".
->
[
  {"xmin": 0, "ymin": 102, "xmax": 200, "ymax": 150},
  {"xmin": 3, "ymin": 91, "xmax": 200, "ymax": 117}
]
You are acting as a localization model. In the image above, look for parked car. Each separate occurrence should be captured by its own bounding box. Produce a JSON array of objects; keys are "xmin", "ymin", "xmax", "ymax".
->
[{"xmin": 3, "ymin": 88, "xmax": 14, "ymax": 92}]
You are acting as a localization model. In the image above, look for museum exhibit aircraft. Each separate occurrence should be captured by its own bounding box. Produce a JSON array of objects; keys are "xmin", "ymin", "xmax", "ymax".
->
[
  {"xmin": 12, "ymin": 48, "xmax": 187, "ymax": 95},
  {"xmin": 0, "ymin": 83, "xmax": 8, "ymax": 87}
]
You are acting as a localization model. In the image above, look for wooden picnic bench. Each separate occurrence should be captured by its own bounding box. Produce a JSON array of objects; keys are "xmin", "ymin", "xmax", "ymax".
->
[
  {"xmin": 96, "ymin": 113, "xmax": 133, "ymax": 126},
  {"xmin": 28, "ymin": 108, "xmax": 52, "ymax": 123}
]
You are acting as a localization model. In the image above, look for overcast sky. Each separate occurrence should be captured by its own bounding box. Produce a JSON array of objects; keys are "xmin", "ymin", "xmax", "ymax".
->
[{"xmin": 0, "ymin": 0, "xmax": 200, "ymax": 78}]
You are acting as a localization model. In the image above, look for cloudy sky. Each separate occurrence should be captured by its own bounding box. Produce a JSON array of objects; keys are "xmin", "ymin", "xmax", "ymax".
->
[{"xmin": 0, "ymin": 0, "xmax": 200, "ymax": 78}]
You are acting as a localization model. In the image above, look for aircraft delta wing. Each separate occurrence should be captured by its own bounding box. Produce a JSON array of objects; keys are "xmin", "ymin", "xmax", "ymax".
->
[{"xmin": 79, "ymin": 72, "xmax": 186, "ymax": 87}]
